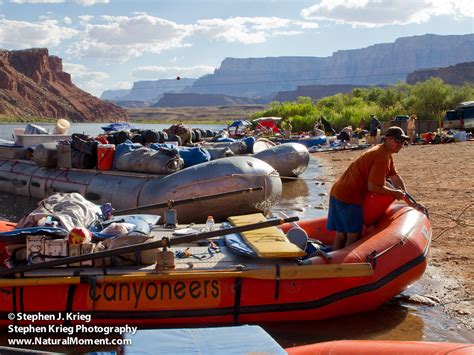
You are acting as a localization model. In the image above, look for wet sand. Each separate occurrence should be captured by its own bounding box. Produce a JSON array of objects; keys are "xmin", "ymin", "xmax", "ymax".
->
[{"xmin": 312, "ymin": 140, "xmax": 474, "ymax": 331}]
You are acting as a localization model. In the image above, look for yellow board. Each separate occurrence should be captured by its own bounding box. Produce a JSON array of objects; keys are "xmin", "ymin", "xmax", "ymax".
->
[{"xmin": 227, "ymin": 213, "xmax": 306, "ymax": 258}]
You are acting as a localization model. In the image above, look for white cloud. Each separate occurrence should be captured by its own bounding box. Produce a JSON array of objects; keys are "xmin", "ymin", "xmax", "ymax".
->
[
  {"xmin": 63, "ymin": 62, "xmax": 109, "ymax": 93},
  {"xmin": 78, "ymin": 15, "xmax": 94, "ymax": 23},
  {"xmin": 294, "ymin": 21, "xmax": 320, "ymax": 29},
  {"xmin": 74, "ymin": 0, "xmax": 109, "ymax": 6},
  {"xmin": 271, "ymin": 30, "xmax": 303, "ymax": 36},
  {"xmin": 67, "ymin": 14, "xmax": 194, "ymax": 61},
  {"xmin": 301, "ymin": 0, "xmax": 473, "ymax": 28},
  {"xmin": 114, "ymin": 81, "xmax": 132, "ymax": 89},
  {"xmin": 196, "ymin": 16, "xmax": 298, "ymax": 44},
  {"xmin": 11, "ymin": 0, "xmax": 108, "ymax": 4},
  {"xmin": 61, "ymin": 14, "xmax": 318, "ymax": 61},
  {"xmin": 0, "ymin": 19, "xmax": 78, "ymax": 49},
  {"xmin": 11, "ymin": 0, "xmax": 64, "ymax": 3},
  {"xmin": 59, "ymin": 13, "xmax": 319, "ymax": 60},
  {"xmin": 63, "ymin": 16, "xmax": 72, "ymax": 25},
  {"xmin": 131, "ymin": 65, "xmax": 215, "ymax": 79}
]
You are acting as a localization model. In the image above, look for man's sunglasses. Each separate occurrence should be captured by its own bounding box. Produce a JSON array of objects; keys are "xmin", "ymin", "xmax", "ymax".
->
[{"xmin": 390, "ymin": 137, "xmax": 406, "ymax": 143}]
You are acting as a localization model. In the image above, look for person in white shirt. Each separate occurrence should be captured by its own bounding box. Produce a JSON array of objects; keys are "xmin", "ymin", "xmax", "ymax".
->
[{"xmin": 407, "ymin": 114, "xmax": 417, "ymax": 144}]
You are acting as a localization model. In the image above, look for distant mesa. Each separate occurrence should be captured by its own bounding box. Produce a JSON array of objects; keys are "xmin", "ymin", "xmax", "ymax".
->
[
  {"xmin": 182, "ymin": 33, "xmax": 474, "ymax": 98},
  {"xmin": 103, "ymin": 33, "xmax": 474, "ymax": 106},
  {"xmin": 101, "ymin": 89, "xmax": 131, "ymax": 101},
  {"xmin": 406, "ymin": 61, "xmax": 474, "ymax": 85},
  {"xmin": 0, "ymin": 48, "xmax": 127, "ymax": 122},
  {"xmin": 153, "ymin": 93, "xmax": 258, "ymax": 107},
  {"xmin": 103, "ymin": 78, "xmax": 196, "ymax": 102},
  {"xmin": 109, "ymin": 100, "xmax": 149, "ymax": 109}
]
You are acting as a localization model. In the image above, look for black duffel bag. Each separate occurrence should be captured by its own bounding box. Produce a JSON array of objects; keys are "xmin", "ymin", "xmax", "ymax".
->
[
  {"xmin": 71, "ymin": 133, "xmax": 99, "ymax": 157},
  {"xmin": 71, "ymin": 150, "xmax": 96, "ymax": 169},
  {"xmin": 113, "ymin": 131, "xmax": 130, "ymax": 144},
  {"xmin": 131, "ymin": 133, "xmax": 144, "ymax": 144},
  {"xmin": 159, "ymin": 131, "xmax": 168, "ymax": 143},
  {"xmin": 141, "ymin": 129, "xmax": 159, "ymax": 144}
]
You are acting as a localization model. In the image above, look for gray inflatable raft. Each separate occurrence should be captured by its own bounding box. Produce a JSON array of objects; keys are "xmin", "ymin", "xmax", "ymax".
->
[
  {"xmin": 254, "ymin": 143, "xmax": 310, "ymax": 178},
  {"xmin": 0, "ymin": 156, "xmax": 282, "ymax": 223}
]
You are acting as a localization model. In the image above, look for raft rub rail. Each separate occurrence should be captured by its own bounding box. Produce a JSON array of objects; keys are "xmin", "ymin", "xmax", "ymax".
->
[{"xmin": 0, "ymin": 263, "xmax": 374, "ymax": 287}]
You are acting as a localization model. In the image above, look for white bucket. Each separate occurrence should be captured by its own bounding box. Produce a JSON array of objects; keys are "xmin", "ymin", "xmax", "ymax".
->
[
  {"xmin": 13, "ymin": 128, "xmax": 25, "ymax": 137},
  {"xmin": 52, "ymin": 119, "xmax": 70, "ymax": 134},
  {"xmin": 13, "ymin": 128, "xmax": 25, "ymax": 144},
  {"xmin": 165, "ymin": 141, "xmax": 179, "ymax": 149}
]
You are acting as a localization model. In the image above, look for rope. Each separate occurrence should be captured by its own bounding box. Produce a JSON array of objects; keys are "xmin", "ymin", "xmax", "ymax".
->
[
  {"xmin": 431, "ymin": 203, "xmax": 474, "ymax": 242},
  {"xmin": 439, "ymin": 297, "xmax": 474, "ymax": 306},
  {"xmin": 231, "ymin": 173, "xmax": 333, "ymax": 182}
]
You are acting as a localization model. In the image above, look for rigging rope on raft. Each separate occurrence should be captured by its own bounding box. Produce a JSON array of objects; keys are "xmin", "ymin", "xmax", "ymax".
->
[{"xmin": 231, "ymin": 173, "xmax": 333, "ymax": 182}]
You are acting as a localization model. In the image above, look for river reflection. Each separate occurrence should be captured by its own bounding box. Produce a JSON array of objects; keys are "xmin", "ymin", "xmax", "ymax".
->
[
  {"xmin": 262, "ymin": 301, "xmax": 423, "ymax": 348},
  {"xmin": 271, "ymin": 156, "xmax": 327, "ymax": 221}
]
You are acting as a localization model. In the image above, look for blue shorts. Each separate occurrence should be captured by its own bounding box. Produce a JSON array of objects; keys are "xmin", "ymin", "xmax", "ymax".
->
[{"xmin": 327, "ymin": 196, "xmax": 363, "ymax": 233}]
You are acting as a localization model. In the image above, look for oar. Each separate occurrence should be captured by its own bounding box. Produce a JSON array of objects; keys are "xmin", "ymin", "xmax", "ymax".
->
[
  {"xmin": 113, "ymin": 186, "xmax": 264, "ymax": 215},
  {"xmin": 0, "ymin": 216, "xmax": 298, "ymax": 277}
]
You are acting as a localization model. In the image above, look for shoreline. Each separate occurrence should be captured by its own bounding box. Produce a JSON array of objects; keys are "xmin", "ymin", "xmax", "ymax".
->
[{"xmin": 311, "ymin": 141, "xmax": 474, "ymax": 332}]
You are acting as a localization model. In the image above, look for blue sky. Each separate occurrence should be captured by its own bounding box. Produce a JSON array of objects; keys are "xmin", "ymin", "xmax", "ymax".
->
[{"xmin": 0, "ymin": 0, "xmax": 473, "ymax": 97}]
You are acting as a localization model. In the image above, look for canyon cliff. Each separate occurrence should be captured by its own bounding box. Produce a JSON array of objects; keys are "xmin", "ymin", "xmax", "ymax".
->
[
  {"xmin": 185, "ymin": 34, "xmax": 474, "ymax": 98},
  {"xmin": 406, "ymin": 62, "xmax": 474, "ymax": 85},
  {"xmin": 116, "ymin": 78, "xmax": 196, "ymax": 102},
  {"xmin": 154, "ymin": 93, "xmax": 257, "ymax": 107},
  {"xmin": 0, "ymin": 48, "xmax": 127, "ymax": 122}
]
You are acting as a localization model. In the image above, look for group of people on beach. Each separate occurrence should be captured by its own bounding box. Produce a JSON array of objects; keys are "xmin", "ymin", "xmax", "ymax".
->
[{"xmin": 333, "ymin": 113, "xmax": 418, "ymax": 146}]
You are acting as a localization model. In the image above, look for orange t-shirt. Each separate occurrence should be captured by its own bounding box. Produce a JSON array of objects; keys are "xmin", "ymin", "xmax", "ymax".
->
[{"xmin": 330, "ymin": 144, "xmax": 397, "ymax": 205}]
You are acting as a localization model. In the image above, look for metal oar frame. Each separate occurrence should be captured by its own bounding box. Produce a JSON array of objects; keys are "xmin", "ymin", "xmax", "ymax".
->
[{"xmin": 0, "ymin": 216, "xmax": 299, "ymax": 277}]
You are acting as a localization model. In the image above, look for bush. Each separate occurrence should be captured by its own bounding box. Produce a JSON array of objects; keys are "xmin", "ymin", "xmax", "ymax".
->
[{"xmin": 250, "ymin": 79, "xmax": 474, "ymax": 132}]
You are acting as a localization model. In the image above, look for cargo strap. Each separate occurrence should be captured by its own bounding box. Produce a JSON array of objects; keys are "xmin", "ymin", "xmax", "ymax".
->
[
  {"xmin": 64, "ymin": 270, "xmax": 82, "ymax": 325},
  {"xmin": 19, "ymin": 286, "xmax": 24, "ymax": 314},
  {"xmin": 233, "ymin": 278, "xmax": 242, "ymax": 325},
  {"xmin": 89, "ymin": 275, "xmax": 97, "ymax": 313},
  {"xmin": 274, "ymin": 264, "xmax": 281, "ymax": 300},
  {"xmin": 12, "ymin": 286, "xmax": 17, "ymax": 326}
]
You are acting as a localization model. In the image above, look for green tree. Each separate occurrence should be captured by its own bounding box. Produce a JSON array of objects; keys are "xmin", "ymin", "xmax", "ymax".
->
[{"xmin": 412, "ymin": 78, "xmax": 449, "ymax": 119}]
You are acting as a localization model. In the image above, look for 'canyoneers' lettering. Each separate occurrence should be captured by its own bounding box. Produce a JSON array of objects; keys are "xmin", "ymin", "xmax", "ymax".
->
[{"xmin": 87, "ymin": 280, "xmax": 221, "ymax": 310}]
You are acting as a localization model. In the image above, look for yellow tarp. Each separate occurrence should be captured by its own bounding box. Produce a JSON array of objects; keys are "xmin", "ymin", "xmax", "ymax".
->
[{"xmin": 227, "ymin": 213, "xmax": 306, "ymax": 258}]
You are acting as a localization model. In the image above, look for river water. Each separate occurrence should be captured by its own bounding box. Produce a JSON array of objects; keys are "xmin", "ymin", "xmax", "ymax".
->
[{"xmin": 0, "ymin": 122, "xmax": 471, "ymax": 352}]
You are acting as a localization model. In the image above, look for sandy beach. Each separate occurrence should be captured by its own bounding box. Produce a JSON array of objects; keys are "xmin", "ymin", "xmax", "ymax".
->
[{"xmin": 312, "ymin": 140, "xmax": 474, "ymax": 331}]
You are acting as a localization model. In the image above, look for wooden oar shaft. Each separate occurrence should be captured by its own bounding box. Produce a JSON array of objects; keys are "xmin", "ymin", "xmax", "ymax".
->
[
  {"xmin": 0, "ymin": 216, "xmax": 298, "ymax": 277},
  {"xmin": 114, "ymin": 186, "xmax": 264, "ymax": 215},
  {"xmin": 0, "ymin": 263, "xmax": 373, "ymax": 287}
]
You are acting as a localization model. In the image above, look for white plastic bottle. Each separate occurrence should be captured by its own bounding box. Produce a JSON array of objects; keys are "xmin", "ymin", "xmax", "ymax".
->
[{"xmin": 205, "ymin": 215, "xmax": 215, "ymax": 232}]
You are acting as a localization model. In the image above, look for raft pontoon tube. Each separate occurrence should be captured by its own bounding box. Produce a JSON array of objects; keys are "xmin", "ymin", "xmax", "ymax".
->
[{"xmin": 0, "ymin": 156, "xmax": 282, "ymax": 223}]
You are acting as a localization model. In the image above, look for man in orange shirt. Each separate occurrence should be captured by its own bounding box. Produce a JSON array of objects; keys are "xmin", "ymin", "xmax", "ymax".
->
[{"xmin": 327, "ymin": 126, "xmax": 420, "ymax": 250}]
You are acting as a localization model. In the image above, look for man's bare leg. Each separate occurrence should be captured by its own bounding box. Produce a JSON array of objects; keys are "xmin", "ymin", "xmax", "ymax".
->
[
  {"xmin": 345, "ymin": 232, "xmax": 361, "ymax": 247},
  {"xmin": 332, "ymin": 232, "xmax": 347, "ymax": 250}
]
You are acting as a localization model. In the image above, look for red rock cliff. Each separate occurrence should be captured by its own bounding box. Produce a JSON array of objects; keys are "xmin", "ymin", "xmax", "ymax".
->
[{"xmin": 0, "ymin": 48, "xmax": 128, "ymax": 122}]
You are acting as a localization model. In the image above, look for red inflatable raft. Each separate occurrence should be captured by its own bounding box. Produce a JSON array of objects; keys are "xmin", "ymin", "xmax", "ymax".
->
[
  {"xmin": 287, "ymin": 340, "xmax": 473, "ymax": 355},
  {"xmin": 0, "ymin": 204, "xmax": 430, "ymax": 326}
]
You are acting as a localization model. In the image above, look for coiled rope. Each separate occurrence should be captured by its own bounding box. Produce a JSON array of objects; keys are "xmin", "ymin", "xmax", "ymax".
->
[{"xmin": 430, "ymin": 203, "xmax": 474, "ymax": 242}]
